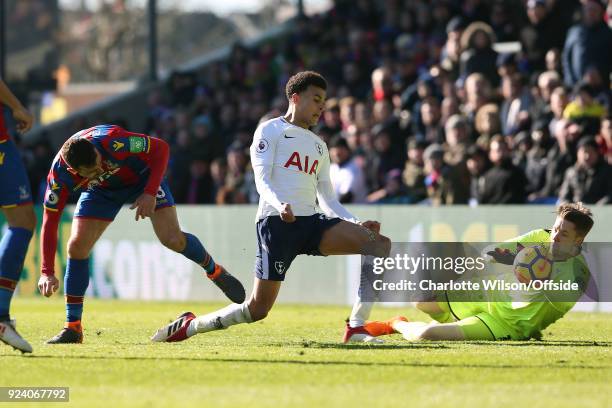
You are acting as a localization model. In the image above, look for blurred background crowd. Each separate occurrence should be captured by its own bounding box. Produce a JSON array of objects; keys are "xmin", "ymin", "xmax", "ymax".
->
[{"xmin": 19, "ymin": 0, "xmax": 612, "ymax": 206}]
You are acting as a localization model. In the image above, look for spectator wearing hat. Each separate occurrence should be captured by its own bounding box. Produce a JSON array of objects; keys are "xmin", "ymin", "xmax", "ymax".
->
[
  {"xmin": 563, "ymin": 0, "xmax": 612, "ymax": 88},
  {"xmin": 479, "ymin": 135, "xmax": 527, "ymax": 204},
  {"xmin": 440, "ymin": 16, "xmax": 467, "ymax": 80},
  {"xmin": 559, "ymin": 136, "xmax": 612, "ymax": 204},
  {"xmin": 459, "ymin": 22, "xmax": 500, "ymax": 87},
  {"xmin": 329, "ymin": 136, "xmax": 368, "ymax": 203}
]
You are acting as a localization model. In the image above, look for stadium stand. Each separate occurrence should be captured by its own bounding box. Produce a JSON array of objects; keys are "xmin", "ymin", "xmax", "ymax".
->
[{"xmin": 24, "ymin": 0, "xmax": 612, "ymax": 206}]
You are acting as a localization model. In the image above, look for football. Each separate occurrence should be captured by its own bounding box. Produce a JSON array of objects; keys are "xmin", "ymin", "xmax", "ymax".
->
[{"xmin": 513, "ymin": 245, "xmax": 553, "ymax": 283}]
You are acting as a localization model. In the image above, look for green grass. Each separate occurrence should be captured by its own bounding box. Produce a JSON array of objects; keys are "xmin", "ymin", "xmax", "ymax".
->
[{"xmin": 1, "ymin": 298, "xmax": 611, "ymax": 408}]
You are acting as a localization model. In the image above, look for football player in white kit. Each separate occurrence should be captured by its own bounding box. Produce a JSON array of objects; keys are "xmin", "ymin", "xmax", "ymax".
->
[{"xmin": 151, "ymin": 71, "xmax": 391, "ymax": 342}]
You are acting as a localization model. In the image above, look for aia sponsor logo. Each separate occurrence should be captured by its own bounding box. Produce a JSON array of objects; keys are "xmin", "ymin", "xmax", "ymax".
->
[{"xmin": 284, "ymin": 152, "xmax": 318, "ymax": 174}]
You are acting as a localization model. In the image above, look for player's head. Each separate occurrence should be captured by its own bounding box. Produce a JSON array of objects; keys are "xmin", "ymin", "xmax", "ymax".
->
[
  {"xmin": 285, "ymin": 71, "xmax": 327, "ymax": 127},
  {"xmin": 61, "ymin": 137, "xmax": 103, "ymax": 178},
  {"xmin": 551, "ymin": 202, "xmax": 594, "ymax": 258}
]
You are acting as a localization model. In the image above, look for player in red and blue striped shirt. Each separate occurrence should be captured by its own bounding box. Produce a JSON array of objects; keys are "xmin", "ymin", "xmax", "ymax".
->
[
  {"xmin": 0, "ymin": 79, "xmax": 35, "ymax": 354},
  {"xmin": 38, "ymin": 125, "xmax": 245, "ymax": 344}
]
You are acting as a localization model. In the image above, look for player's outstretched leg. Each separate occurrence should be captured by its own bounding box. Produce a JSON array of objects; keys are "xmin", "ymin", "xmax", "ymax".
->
[
  {"xmin": 390, "ymin": 315, "xmax": 495, "ymax": 341},
  {"xmin": 151, "ymin": 207, "xmax": 245, "ymax": 303},
  {"xmin": 317, "ymin": 220, "xmax": 391, "ymax": 342},
  {"xmin": 0, "ymin": 205, "xmax": 36, "ymax": 353},
  {"xmin": 151, "ymin": 278, "xmax": 279, "ymax": 342},
  {"xmin": 318, "ymin": 220, "xmax": 391, "ymax": 259}
]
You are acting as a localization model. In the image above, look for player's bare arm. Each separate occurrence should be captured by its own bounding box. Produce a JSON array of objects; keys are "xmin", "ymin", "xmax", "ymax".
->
[
  {"xmin": 130, "ymin": 193, "xmax": 157, "ymax": 221},
  {"xmin": 0, "ymin": 80, "xmax": 33, "ymax": 133}
]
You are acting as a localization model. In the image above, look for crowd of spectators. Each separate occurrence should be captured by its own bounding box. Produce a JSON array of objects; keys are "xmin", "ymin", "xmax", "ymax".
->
[{"xmin": 25, "ymin": 0, "xmax": 612, "ymax": 206}]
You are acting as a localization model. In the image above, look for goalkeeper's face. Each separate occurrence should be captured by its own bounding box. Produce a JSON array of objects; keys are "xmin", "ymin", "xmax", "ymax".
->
[{"xmin": 550, "ymin": 217, "xmax": 582, "ymax": 259}]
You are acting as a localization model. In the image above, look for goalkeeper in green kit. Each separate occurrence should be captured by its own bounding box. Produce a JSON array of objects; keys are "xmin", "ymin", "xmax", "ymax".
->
[{"xmin": 343, "ymin": 203, "xmax": 594, "ymax": 342}]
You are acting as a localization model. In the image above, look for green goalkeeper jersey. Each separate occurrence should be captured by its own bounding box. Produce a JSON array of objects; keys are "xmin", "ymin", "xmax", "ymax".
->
[{"xmin": 488, "ymin": 229, "xmax": 590, "ymax": 340}]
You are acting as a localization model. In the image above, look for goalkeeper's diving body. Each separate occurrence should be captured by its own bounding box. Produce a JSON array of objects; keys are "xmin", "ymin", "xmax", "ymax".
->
[{"xmin": 344, "ymin": 203, "xmax": 594, "ymax": 342}]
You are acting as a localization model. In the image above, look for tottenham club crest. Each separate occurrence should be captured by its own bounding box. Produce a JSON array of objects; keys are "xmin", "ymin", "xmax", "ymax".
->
[
  {"xmin": 315, "ymin": 143, "xmax": 323, "ymax": 156},
  {"xmin": 274, "ymin": 261, "xmax": 286, "ymax": 275},
  {"xmin": 256, "ymin": 138, "xmax": 269, "ymax": 153}
]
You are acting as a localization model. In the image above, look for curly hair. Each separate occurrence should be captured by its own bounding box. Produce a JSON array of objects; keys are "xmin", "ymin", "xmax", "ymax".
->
[{"xmin": 285, "ymin": 71, "xmax": 327, "ymax": 101}]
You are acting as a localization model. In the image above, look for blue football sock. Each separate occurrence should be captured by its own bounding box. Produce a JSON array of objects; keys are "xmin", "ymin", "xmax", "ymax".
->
[
  {"xmin": 181, "ymin": 232, "xmax": 216, "ymax": 274},
  {"xmin": 64, "ymin": 258, "xmax": 90, "ymax": 323},
  {"xmin": 0, "ymin": 227, "xmax": 33, "ymax": 320}
]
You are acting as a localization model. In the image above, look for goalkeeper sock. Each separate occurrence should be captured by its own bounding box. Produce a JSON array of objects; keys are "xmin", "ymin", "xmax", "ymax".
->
[
  {"xmin": 64, "ymin": 258, "xmax": 90, "ymax": 323},
  {"xmin": 180, "ymin": 232, "xmax": 216, "ymax": 274},
  {"xmin": 187, "ymin": 302, "xmax": 252, "ymax": 336},
  {"xmin": 392, "ymin": 321, "xmax": 430, "ymax": 341},
  {"xmin": 0, "ymin": 227, "xmax": 33, "ymax": 320}
]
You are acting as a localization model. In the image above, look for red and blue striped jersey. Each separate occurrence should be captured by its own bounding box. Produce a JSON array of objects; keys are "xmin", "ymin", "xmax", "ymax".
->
[
  {"xmin": 0, "ymin": 103, "xmax": 12, "ymax": 142},
  {"xmin": 41, "ymin": 125, "xmax": 169, "ymax": 276},
  {"xmin": 44, "ymin": 125, "xmax": 168, "ymax": 213}
]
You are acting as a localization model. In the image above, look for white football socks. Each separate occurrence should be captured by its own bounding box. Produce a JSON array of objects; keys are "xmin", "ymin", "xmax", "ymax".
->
[
  {"xmin": 348, "ymin": 299, "xmax": 374, "ymax": 328},
  {"xmin": 187, "ymin": 302, "xmax": 253, "ymax": 337}
]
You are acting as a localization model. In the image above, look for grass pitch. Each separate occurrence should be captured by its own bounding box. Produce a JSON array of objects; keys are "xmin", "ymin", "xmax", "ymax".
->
[{"xmin": 1, "ymin": 298, "xmax": 611, "ymax": 408}]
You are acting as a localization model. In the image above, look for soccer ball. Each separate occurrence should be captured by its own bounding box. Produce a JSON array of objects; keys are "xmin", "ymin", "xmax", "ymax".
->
[{"xmin": 513, "ymin": 245, "xmax": 553, "ymax": 283}]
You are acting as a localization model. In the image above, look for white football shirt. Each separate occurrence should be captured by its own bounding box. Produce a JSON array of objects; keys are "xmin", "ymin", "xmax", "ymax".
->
[{"xmin": 250, "ymin": 116, "xmax": 358, "ymax": 223}]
